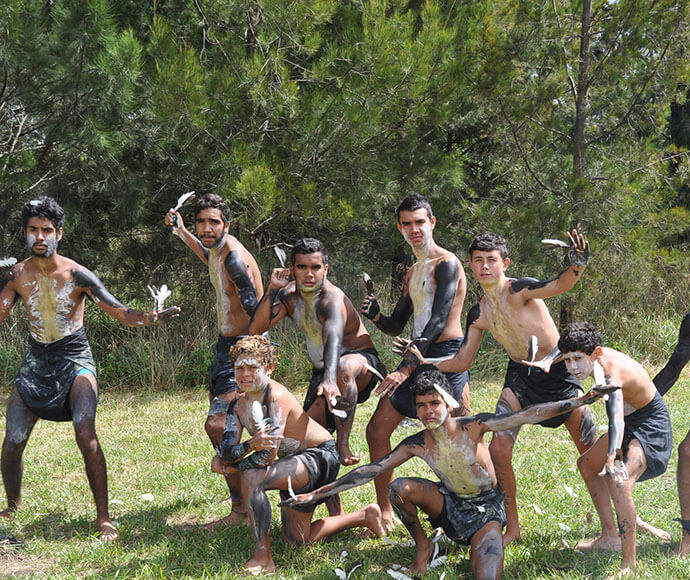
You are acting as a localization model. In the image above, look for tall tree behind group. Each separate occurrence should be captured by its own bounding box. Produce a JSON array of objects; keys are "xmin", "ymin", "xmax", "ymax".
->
[{"xmin": 1, "ymin": 0, "xmax": 689, "ymax": 346}]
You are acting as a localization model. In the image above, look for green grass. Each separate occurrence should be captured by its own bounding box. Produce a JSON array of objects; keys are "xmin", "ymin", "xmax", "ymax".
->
[{"xmin": 1, "ymin": 368, "xmax": 689, "ymax": 579}]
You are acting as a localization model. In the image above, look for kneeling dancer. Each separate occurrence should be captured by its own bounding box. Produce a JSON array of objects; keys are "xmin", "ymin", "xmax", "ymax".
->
[
  {"xmin": 283, "ymin": 367, "xmax": 610, "ymax": 579},
  {"xmin": 211, "ymin": 335, "xmax": 384, "ymax": 575}
]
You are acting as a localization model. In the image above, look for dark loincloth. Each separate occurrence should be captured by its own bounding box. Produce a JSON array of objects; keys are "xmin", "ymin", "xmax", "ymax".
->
[
  {"xmin": 279, "ymin": 439, "xmax": 341, "ymax": 511},
  {"xmin": 428, "ymin": 485, "xmax": 506, "ymax": 545},
  {"xmin": 208, "ymin": 334, "xmax": 244, "ymax": 399},
  {"xmin": 15, "ymin": 327, "xmax": 97, "ymax": 422},
  {"xmin": 503, "ymin": 360, "xmax": 581, "ymax": 428},
  {"xmin": 623, "ymin": 391, "xmax": 672, "ymax": 482}
]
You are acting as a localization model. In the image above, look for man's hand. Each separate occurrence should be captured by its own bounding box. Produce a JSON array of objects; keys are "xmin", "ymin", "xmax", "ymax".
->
[
  {"xmin": 164, "ymin": 209, "xmax": 185, "ymax": 232},
  {"xmin": 392, "ymin": 336, "xmax": 428, "ymax": 363},
  {"xmin": 279, "ymin": 491, "xmax": 317, "ymax": 508},
  {"xmin": 317, "ymin": 379, "xmax": 341, "ymax": 414},
  {"xmin": 581, "ymin": 383, "xmax": 621, "ymax": 404},
  {"xmin": 269, "ymin": 267, "xmax": 290, "ymax": 290},
  {"xmin": 248, "ymin": 429, "xmax": 283, "ymax": 452},
  {"xmin": 566, "ymin": 229, "xmax": 590, "ymax": 268},
  {"xmin": 376, "ymin": 368, "xmax": 411, "ymax": 397},
  {"xmin": 599, "ymin": 454, "xmax": 629, "ymax": 484},
  {"xmin": 148, "ymin": 306, "xmax": 181, "ymax": 324},
  {"xmin": 361, "ymin": 295, "xmax": 380, "ymax": 320}
]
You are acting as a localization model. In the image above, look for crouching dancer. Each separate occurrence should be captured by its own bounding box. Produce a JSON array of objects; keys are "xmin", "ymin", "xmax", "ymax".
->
[
  {"xmin": 558, "ymin": 322, "xmax": 672, "ymax": 577},
  {"xmin": 211, "ymin": 335, "xmax": 384, "ymax": 575},
  {"xmin": 0, "ymin": 196, "xmax": 180, "ymax": 540},
  {"xmin": 282, "ymin": 367, "xmax": 611, "ymax": 579}
]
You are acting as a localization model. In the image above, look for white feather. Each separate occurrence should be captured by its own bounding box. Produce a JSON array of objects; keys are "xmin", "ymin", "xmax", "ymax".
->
[
  {"xmin": 173, "ymin": 191, "xmax": 195, "ymax": 210},
  {"xmin": 0, "ymin": 257, "xmax": 17, "ymax": 268},
  {"xmin": 541, "ymin": 238, "xmax": 570, "ymax": 248}
]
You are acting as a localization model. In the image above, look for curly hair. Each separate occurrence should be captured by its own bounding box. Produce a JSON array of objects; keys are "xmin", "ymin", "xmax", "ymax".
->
[
  {"xmin": 22, "ymin": 196, "xmax": 65, "ymax": 230},
  {"xmin": 230, "ymin": 335, "xmax": 276, "ymax": 369},
  {"xmin": 558, "ymin": 321, "xmax": 602, "ymax": 355},
  {"xmin": 410, "ymin": 366, "xmax": 452, "ymax": 398}
]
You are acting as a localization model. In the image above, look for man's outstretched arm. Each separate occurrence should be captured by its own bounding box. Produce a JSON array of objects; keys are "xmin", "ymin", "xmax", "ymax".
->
[
  {"xmin": 510, "ymin": 229, "xmax": 589, "ymax": 301},
  {"xmin": 73, "ymin": 269, "xmax": 180, "ymax": 326},
  {"xmin": 280, "ymin": 435, "xmax": 420, "ymax": 507},
  {"xmin": 475, "ymin": 385, "xmax": 615, "ymax": 434}
]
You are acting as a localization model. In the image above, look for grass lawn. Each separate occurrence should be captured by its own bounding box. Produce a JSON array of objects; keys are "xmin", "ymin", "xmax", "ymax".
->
[{"xmin": 0, "ymin": 373, "xmax": 689, "ymax": 579}]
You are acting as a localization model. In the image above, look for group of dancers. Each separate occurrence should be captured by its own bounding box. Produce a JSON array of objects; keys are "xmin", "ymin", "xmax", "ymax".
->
[{"xmin": 1, "ymin": 193, "xmax": 688, "ymax": 579}]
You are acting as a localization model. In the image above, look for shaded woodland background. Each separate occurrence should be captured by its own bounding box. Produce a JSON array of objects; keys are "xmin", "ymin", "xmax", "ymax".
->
[{"xmin": 2, "ymin": 0, "xmax": 690, "ymax": 387}]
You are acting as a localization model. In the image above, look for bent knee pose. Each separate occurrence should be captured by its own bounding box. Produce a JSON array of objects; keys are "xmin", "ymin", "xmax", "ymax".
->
[
  {"xmin": 284, "ymin": 368, "xmax": 609, "ymax": 579},
  {"xmin": 404, "ymin": 230, "xmax": 592, "ymax": 546},
  {"xmin": 250, "ymin": 238, "xmax": 385, "ymax": 468},
  {"xmin": 211, "ymin": 336, "xmax": 383, "ymax": 575},
  {"xmin": 559, "ymin": 322, "xmax": 672, "ymax": 576},
  {"xmin": 1, "ymin": 196, "xmax": 179, "ymax": 540},
  {"xmin": 360, "ymin": 194, "xmax": 469, "ymax": 531},
  {"xmin": 165, "ymin": 194, "xmax": 263, "ymax": 527}
]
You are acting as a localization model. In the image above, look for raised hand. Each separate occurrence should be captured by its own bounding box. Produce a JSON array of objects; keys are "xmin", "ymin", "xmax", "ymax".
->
[
  {"xmin": 361, "ymin": 294, "xmax": 380, "ymax": 320},
  {"xmin": 392, "ymin": 336, "xmax": 428, "ymax": 362},
  {"xmin": 566, "ymin": 229, "xmax": 590, "ymax": 267},
  {"xmin": 269, "ymin": 267, "xmax": 291, "ymax": 290}
]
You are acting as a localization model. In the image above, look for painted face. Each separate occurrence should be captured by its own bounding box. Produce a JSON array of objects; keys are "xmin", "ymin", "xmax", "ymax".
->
[
  {"xmin": 234, "ymin": 356, "xmax": 272, "ymax": 392},
  {"xmin": 195, "ymin": 208, "xmax": 228, "ymax": 248},
  {"xmin": 292, "ymin": 252, "xmax": 328, "ymax": 294},
  {"xmin": 397, "ymin": 209, "xmax": 435, "ymax": 251},
  {"xmin": 25, "ymin": 217, "xmax": 61, "ymax": 257},
  {"xmin": 469, "ymin": 249, "xmax": 508, "ymax": 286},
  {"xmin": 415, "ymin": 392, "xmax": 450, "ymax": 430},
  {"xmin": 562, "ymin": 350, "xmax": 596, "ymax": 381}
]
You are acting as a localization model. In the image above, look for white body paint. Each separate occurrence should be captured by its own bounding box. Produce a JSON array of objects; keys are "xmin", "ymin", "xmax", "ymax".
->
[
  {"xmin": 25, "ymin": 275, "xmax": 81, "ymax": 343},
  {"xmin": 404, "ymin": 223, "xmax": 435, "ymax": 339},
  {"xmin": 423, "ymin": 429, "xmax": 492, "ymax": 496},
  {"xmin": 208, "ymin": 248, "xmax": 235, "ymax": 336},
  {"xmin": 293, "ymin": 296, "xmax": 324, "ymax": 368}
]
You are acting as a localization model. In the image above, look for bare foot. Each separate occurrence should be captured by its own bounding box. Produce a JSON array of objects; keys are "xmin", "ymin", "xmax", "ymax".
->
[
  {"xmin": 502, "ymin": 526, "xmax": 521, "ymax": 547},
  {"xmin": 0, "ymin": 507, "xmax": 16, "ymax": 520},
  {"xmin": 636, "ymin": 515, "xmax": 670, "ymax": 541},
  {"xmin": 242, "ymin": 556, "xmax": 276, "ymax": 576},
  {"xmin": 576, "ymin": 535, "xmax": 622, "ymax": 552},
  {"xmin": 337, "ymin": 442, "xmax": 360, "ymax": 466},
  {"xmin": 204, "ymin": 510, "xmax": 249, "ymax": 531},
  {"xmin": 409, "ymin": 537, "xmax": 433, "ymax": 575},
  {"xmin": 673, "ymin": 535, "xmax": 690, "ymax": 558},
  {"xmin": 97, "ymin": 520, "xmax": 118, "ymax": 541},
  {"xmin": 363, "ymin": 504, "xmax": 385, "ymax": 538},
  {"xmin": 363, "ymin": 510, "xmax": 395, "ymax": 537}
]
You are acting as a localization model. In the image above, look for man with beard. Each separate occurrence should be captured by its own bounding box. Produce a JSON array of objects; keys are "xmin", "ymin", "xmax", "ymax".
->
[
  {"xmin": 1, "ymin": 196, "xmax": 179, "ymax": 540},
  {"xmin": 165, "ymin": 193, "xmax": 263, "ymax": 527}
]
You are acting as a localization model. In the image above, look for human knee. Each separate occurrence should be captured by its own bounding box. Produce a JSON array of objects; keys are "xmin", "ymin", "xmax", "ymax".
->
[
  {"xmin": 205, "ymin": 414, "xmax": 224, "ymax": 440},
  {"xmin": 388, "ymin": 478, "xmax": 411, "ymax": 506},
  {"xmin": 73, "ymin": 422, "xmax": 99, "ymax": 452}
]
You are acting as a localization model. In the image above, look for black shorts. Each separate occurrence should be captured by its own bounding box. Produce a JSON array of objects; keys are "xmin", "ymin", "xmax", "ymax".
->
[
  {"xmin": 15, "ymin": 327, "xmax": 97, "ymax": 422},
  {"xmin": 623, "ymin": 391, "xmax": 672, "ymax": 482},
  {"xmin": 428, "ymin": 485, "xmax": 506, "ymax": 545},
  {"xmin": 279, "ymin": 439, "xmax": 341, "ymax": 511},
  {"xmin": 390, "ymin": 338, "xmax": 470, "ymax": 418},
  {"xmin": 503, "ymin": 360, "xmax": 581, "ymax": 428},
  {"xmin": 208, "ymin": 335, "xmax": 243, "ymax": 398},
  {"xmin": 304, "ymin": 348, "xmax": 385, "ymax": 431}
]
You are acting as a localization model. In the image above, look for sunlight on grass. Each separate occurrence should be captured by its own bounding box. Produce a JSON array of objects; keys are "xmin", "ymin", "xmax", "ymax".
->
[{"xmin": 0, "ymin": 368, "xmax": 688, "ymax": 578}]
